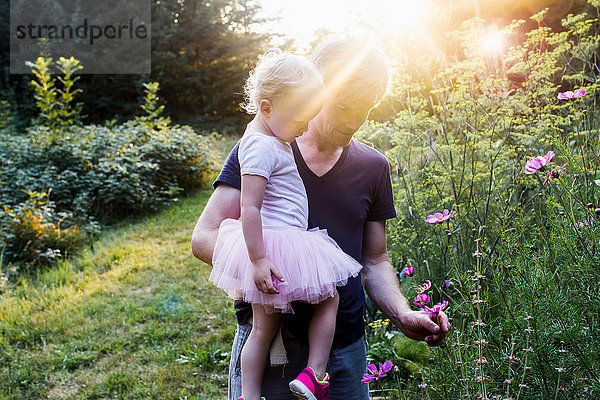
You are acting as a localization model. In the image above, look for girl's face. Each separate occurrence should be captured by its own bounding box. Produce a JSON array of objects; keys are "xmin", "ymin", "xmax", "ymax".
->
[{"xmin": 264, "ymin": 89, "xmax": 324, "ymax": 142}]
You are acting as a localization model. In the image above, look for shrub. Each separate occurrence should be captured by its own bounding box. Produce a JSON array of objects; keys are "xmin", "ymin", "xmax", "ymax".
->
[
  {"xmin": 0, "ymin": 121, "xmax": 213, "ymax": 225},
  {"xmin": 0, "ymin": 58, "xmax": 215, "ymax": 270},
  {"xmin": 0, "ymin": 192, "xmax": 87, "ymax": 270},
  {"xmin": 26, "ymin": 56, "xmax": 83, "ymax": 132}
]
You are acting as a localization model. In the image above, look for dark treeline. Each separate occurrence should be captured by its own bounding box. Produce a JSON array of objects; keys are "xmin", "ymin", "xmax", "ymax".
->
[
  {"xmin": 0, "ymin": 0, "xmax": 589, "ymax": 132},
  {"xmin": 1, "ymin": 0, "xmax": 270, "ymax": 132}
]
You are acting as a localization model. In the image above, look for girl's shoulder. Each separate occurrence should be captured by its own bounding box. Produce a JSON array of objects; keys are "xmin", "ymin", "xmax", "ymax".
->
[
  {"xmin": 238, "ymin": 130, "xmax": 290, "ymax": 178},
  {"xmin": 240, "ymin": 130, "xmax": 287, "ymax": 154}
]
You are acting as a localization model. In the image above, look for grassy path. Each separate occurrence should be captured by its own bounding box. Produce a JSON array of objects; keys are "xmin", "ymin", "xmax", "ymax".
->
[{"xmin": 0, "ymin": 190, "xmax": 234, "ymax": 400}]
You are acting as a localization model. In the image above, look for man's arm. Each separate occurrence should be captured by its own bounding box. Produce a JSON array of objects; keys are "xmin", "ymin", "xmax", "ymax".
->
[
  {"xmin": 191, "ymin": 184, "xmax": 241, "ymax": 265},
  {"xmin": 361, "ymin": 220, "xmax": 450, "ymax": 346}
]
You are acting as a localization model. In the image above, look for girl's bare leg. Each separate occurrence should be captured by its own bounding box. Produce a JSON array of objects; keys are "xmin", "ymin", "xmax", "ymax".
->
[
  {"xmin": 241, "ymin": 304, "xmax": 281, "ymax": 400},
  {"xmin": 307, "ymin": 292, "xmax": 339, "ymax": 379}
]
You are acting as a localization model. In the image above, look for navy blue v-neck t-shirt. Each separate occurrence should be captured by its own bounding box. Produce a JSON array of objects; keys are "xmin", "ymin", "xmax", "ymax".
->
[{"xmin": 213, "ymin": 138, "xmax": 396, "ymax": 349}]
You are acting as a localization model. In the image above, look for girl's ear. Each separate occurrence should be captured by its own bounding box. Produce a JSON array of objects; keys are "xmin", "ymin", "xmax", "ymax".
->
[{"xmin": 259, "ymin": 99, "xmax": 272, "ymax": 116}]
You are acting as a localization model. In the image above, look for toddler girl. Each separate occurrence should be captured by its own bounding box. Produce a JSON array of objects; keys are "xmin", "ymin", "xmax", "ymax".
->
[{"xmin": 209, "ymin": 50, "xmax": 362, "ymax": 400}]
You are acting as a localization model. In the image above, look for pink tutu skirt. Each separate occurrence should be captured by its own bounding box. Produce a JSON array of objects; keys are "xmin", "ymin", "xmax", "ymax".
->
[{"xmin": 209, "ymin": 219, "xmax": 362, "ymax": 313}]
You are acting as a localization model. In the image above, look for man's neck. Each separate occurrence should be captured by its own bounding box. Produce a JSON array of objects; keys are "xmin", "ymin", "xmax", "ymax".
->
[
  {"xmin": 295, "ymin": 128, "xmax": 346, "ymax": 177},
  {"xmin": 297, "ymin": 128, "xmax": 344, "ymax": 156}
]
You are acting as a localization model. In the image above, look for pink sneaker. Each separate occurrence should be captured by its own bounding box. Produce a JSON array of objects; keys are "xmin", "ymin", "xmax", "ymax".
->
[{"xmin": 289, "ymin": 367, "xmax": 330, "ymax": 400}]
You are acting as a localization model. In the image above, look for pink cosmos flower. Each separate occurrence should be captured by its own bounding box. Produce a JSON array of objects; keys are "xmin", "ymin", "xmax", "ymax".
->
[
  {"xmin": 425, "ymin": 209, "xmax": 455, "ymax": 224},
  {"xmin": 524, "ymin": 151, "xmax": 555, "ymax": 174},
  {"xmin": 422, "ymin": 300, "xmax": 449, "ymax": 317},
  {"xmin": 444, "ymin": 280, "xmax": 452, "ymax": 287},
  {"xmin": 413, "ymin": 293, "xmax": 431, "ymax": 306},
  {"xmin": 416, "ymin": 280, "xmax": 431, "ymax": 294},
  {"xmin": 402, "ymin": 265, "xmax": 414, "ymax": 276},
  {"xmin": 594, "ymin": 179, "xmax": 600, "ymax": 186},
  {"xmin": 361, "ymin": 361, "xmax": 394, "ymax": 383},
  {"xmin": 557, "ymin": 89, "xmax": 586, "ymax": 100}
]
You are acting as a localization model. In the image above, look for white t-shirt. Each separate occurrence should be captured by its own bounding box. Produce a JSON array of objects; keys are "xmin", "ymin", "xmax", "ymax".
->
[{"xmin": 238, "ymin": 129, "xmax": 308, "ymax": 230}]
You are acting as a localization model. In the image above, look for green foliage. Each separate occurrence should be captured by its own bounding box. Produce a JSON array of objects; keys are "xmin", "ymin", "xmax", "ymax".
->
[
  {"xmin": 56, "ymin": 57, "xmax": 84, "ymax": 128},
  {"xmin": 0, "ymin": 191, "xmax": 87, "ymax": 271},
  {"xmin": 27, "ymin": 56, "xmax": 83, "ymax": 133},
  {"xmin": 0, "ymin": 100, "xmax": 13, "ymax": 130},
  {"xmin": 150, "ymin": 0, "xmax": 269, "ymax": 127},
  {"xmin": 0, "ymin": 70, "xmax": 214, "ymax": 270},
  {"xmin": 0, "ymin": 121, "xmax": 212, "ymax": 225},
  {"xmin": 1, "ymin": 0, "xmax": 271, "ymax": 128},
  {"xmin": 136, "ymin": 82, "xmax": 171, "ymax": 130},
  {"xmin": 360, "ymin": 2, "xmax": 600, "ymax": 398}
]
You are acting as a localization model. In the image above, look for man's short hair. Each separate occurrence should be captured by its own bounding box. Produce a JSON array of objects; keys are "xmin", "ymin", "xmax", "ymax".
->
[{"xmin": 311, "ymin": 36, "xmax": 391, "ymax": 107}]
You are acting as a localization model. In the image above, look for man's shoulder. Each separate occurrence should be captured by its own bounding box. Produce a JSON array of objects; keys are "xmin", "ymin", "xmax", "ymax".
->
[{"xmin": 348, "ymin": 139, "xmax": 389, "ymax": 167}]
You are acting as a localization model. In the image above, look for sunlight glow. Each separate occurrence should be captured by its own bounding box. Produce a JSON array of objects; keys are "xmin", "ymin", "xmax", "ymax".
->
[
  {"xmin": 257, "ymin": 0, "xmax": 430, "ymax": 50},
  {"xmin": 360, "ymin": 0, "xmax": 427, "ymax": 28},
  {"xmin": 481, "ymin": 29, "xmax": 505, "ymax": 55}
]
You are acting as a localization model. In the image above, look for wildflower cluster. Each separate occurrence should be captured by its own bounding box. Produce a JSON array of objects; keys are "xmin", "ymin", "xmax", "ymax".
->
[
  {"xmin": 362, "ymin": 16, "xmax": 600, "ymax": 398},
  {"xmin": 402, "ymin": 264, "xmax": 450, "ymax": 319},
  {"xmin": 368, "ymin": 318, "xmax": 390, "ymax": 329}
]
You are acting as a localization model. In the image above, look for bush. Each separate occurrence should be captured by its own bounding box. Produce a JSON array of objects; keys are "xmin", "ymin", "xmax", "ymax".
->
[
  {"xmin": 0, "ymin": 192, "xmax": 87, "ymax": 271},
  {"xmin": 0, "ymin": 121, "xmax": 213, "ymax": 224},
  {"xmin": 0, "ymin": 66, "xmax": 215, "ymax": 269}
]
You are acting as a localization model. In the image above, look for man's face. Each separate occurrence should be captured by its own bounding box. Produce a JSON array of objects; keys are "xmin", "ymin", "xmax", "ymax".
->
[{"xmin": 312, "ymin": 90, "xmax": 375, "ymax": 147}]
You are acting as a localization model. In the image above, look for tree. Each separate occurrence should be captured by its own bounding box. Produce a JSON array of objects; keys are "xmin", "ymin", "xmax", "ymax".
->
[
  {"xmin": 1, "ymin": 0, "xmax": 271, "ymax": 130},
  {"xmin": 150, "ymin": 0, "xmax": 270, "ymax": 129}
]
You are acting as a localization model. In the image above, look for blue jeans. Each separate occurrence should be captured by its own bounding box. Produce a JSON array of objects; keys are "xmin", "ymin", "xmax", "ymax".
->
[{"xmin": 228, "ymin": 321, "xmax": 369, "ymax": 400}]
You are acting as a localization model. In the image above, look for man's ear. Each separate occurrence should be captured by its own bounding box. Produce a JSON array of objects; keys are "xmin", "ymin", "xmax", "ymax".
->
[{"xmin": 259, "ymin": 99, "xmax": 272, "ymax": 116}]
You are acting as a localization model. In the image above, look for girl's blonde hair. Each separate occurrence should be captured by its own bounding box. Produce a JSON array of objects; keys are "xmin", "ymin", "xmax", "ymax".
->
[{"xmin": 242, "ymin": 49, "xmax": 324, "ymax": 114}]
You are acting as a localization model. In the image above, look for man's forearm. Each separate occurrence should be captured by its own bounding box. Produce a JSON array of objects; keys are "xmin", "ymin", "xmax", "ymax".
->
[
  {"xmin": 191, "ymin": 220, "xmax": 219, "ymax": 265},
  {"xmin": 190, "ymin": 184, "xmax": 241, "ymax": 266},
  {"xmin": 363, "ymin": 259, "xmax": 412, "ymax": 327}
]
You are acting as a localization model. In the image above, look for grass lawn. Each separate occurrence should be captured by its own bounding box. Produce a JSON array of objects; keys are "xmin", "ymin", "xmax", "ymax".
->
[{"xmin": 0, "ymin": 190, "xmax": 235, "ymax": 400}]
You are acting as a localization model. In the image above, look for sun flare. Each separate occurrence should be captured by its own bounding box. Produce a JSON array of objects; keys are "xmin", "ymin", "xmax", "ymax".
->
[
  {"xmin": 257, "ymin": 0, "xmax": 430, "ymax": 49},
  {"xmin": 480, "ymin": 29, "xmax": 505, "ymax": 55}
]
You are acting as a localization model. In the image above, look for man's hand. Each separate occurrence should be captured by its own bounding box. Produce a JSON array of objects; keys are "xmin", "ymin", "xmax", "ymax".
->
[
  {"xmin": 397, "ymin": 309, "xmax": 451, "ymax": 346},
  {"xmin": 252, "ymin": 257, "xmax": 285, "ymax": 294}
]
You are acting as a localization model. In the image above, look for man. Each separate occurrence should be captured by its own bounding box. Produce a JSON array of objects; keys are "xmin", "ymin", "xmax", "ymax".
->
[{"xmin": 191, "ymin": 37, "xmax": 450, "ymax": 400}]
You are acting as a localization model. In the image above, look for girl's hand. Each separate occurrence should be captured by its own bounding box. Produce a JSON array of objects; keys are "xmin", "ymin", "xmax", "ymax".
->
[{"xmin": 252, "ymin": 257, "xmax": 285, "ymax": 294}]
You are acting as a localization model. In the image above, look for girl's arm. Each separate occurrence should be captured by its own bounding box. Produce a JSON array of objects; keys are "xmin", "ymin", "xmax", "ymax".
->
[{"xmin": 241, "ymin": 174, "xmax": 285, "ymax": 294}]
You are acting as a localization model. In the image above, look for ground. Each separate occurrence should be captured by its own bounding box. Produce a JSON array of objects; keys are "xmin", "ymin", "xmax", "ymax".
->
[{"xmin": 0, "ymin": 190, "xmax": 234, "ymax": 400}]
